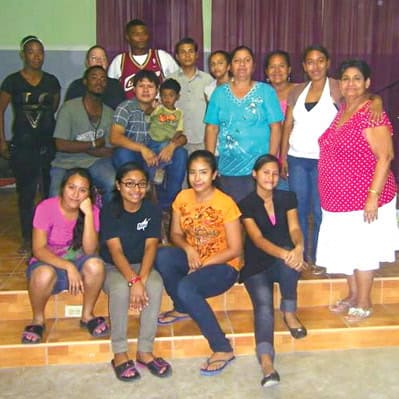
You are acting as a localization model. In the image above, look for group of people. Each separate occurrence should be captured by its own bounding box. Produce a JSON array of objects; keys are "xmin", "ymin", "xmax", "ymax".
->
[{"xmin": 0, "ymin": 17, "xmax": 398, "ymax": 388}]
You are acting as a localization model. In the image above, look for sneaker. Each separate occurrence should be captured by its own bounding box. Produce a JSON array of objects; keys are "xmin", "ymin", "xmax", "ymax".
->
[{"xmin": 261, "ymin": 371, "xmax": 280, "ymax": 388}]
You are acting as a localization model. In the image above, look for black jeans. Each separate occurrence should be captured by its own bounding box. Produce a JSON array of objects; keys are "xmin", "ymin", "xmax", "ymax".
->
[
  {"xmin": 9, "ymin": 144, "xmax": 53, "ymax": 243},
  {"xmin": 244, "ymin": 258, "xmax": 299, "ymax": 361}
]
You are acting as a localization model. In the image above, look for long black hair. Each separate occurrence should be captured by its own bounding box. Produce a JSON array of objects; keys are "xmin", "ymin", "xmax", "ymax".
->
[{"xmin": 59, "ymin": 168, "xmax": 95, "ymax": 250}]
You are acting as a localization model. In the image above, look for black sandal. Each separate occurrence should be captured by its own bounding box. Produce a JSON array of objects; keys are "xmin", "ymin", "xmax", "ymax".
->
[
  {"xmin": 111, "ymin": 359, "xmax": 141, "ymax": 382},
  {"xmin": 80, "ymin": 316, "xmax": 109, "ymax": 337},
  {"xmin": 21, "ymin": 324, "xmax": 44, "ymax": 344},
  {"xmin": 136, "ymin": 357, "xmax": 172, "ymax": 378}
]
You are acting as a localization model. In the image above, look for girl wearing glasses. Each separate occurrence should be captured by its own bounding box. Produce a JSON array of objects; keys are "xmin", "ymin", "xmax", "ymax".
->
[{"xmin": 100, "ymin": 162, "xmax": 171, "ymax": 382}]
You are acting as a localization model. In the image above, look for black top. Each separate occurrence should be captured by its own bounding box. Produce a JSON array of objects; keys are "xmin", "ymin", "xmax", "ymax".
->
[
  {"xmin": 238, "ymin": 189, "xmax": 297, "ymax": 282},
  {"xmin": 65, "ymin": 77, "xmax": 125, "ymax": 110},
  {"xmin": 1, "ymin": 71, "xmax": 60, "ymax": 147},
  {"xmin": 100, "ymin": 199, "xmax": 161, "ymax": 265}
]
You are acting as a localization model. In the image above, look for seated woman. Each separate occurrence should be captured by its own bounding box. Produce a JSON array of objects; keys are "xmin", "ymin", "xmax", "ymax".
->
[
  {"xmin": 22, "ymin": 168, "xmax": 108, "ymax": 344},
  {"xmin": 100, "ymin": 162, "xmax": 171, "ymax": 382},
  {"xmin": 155, "ymin": 150, "xmax": 242, "ymax": 376},
  {"xmin": 238, "ymin": 154, "xmax": 307, "ymax": 388}
]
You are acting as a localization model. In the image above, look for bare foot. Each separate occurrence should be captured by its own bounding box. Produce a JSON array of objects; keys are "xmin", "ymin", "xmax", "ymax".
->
[{"xmin": 201, "ymin": 351, "xmax": 235, "ymax": 372}]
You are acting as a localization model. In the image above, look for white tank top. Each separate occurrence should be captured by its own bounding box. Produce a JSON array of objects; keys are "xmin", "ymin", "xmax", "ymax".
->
[{"xmin": 288, "ymin": 78, "xmax": 338, "ymax": 159}]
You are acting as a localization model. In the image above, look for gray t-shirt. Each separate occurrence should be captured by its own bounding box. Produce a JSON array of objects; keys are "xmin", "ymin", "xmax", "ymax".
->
[{"xmin": 52, "ymin": 98, "xmax": 113, "ymax": 168}]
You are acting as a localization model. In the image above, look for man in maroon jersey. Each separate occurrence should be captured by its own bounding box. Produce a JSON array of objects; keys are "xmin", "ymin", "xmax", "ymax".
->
[{"xmin": 108, "ymin": 19, "xmax": 178, "ymax": 99}]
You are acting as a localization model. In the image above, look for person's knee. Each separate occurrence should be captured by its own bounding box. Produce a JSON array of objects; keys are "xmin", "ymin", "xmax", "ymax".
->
[
  {"xmin": 145, "ymin": 270, "xmax": 164, "ymax": 298},
  {"xmin": 30, "ymin": 265, "xmax": 57, "ymax": 290},
  {"xmin": 82, "ymin": 257, "xmax": 105, "ymax": 280}
]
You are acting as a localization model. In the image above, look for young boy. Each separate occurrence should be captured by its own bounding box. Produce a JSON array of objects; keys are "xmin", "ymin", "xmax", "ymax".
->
[
  {"xmin": 169, "ymin": 37, "xmax": 213, "ymax": 154},
  {"xmin": 110, "ymin": 70, "xmax": 187, "ymax": 211},
  {"xmin": 148, "ymin": 78, "xmax": 184, "ymax": 184},
  {"xmin": 108, "ymin": 19, "xmax": 178, "ymax": 99}
]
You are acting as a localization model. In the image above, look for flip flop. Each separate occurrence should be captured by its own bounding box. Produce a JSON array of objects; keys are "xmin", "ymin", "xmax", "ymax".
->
[
  {"xmin": 200, "ymin": 356, "xmax": 235, "ymax": 376},
  {"xmin": 111, "ymin": 359, "xmax": 141, "ymax": 382},
  {"xmin": 21, "ymin": 324, "xmax": 45, "ymax": 344},
  {"xmin": 80, "ymin": 316, "xmax": 109, "ymax": 337},
  {"xmin": 157, "ymin": 310, "xmax": 190, "ymax": 325},
  {"xmin": 136, "ymin": 357, "xmax": 172, "ymax": 378}
]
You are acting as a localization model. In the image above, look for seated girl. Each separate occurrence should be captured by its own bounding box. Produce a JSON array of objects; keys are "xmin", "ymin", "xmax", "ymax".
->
[
  {"xmin": 155, "ymin": 150, "xmax": 242, "ymax": 376},
  {"xmin": 238, "ymin": 154, "xmax": 307, "ymax": 388},
  {"xmin": 22, "ymin": 168, "xmax": 108, "ymax": 344},
  {"xmin": 100, "ymin": 162, "xmax": 171, "ymax": 382}
]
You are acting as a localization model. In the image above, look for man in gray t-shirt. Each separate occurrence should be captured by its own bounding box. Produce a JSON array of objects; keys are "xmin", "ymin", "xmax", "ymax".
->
[{"xmin": 49, "ymin": 66, "xmax": 115, "ymax": 202}]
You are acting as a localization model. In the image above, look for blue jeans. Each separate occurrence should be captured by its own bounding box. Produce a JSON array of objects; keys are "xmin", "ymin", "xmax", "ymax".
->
[
  {"xmin": 49, "ymin": 157, "xmax": 115, "ymax": 204},
  {"xmin": 244, "ymin": 258, "xmax": 300, "ymax": 361},
  {"xmin": 218, "ymin": 175, "xmax": 255, "ymax": 203},
  {"xmin": 113, "ymin": 145, "xmax": 187, "ymax": 210},
  {"xmin": 155, "ymin": 247, "xmax": 238, "ymax": 352},
  {"xmin": 287, "ymin": 155, "xmax": 322, "ymax": 262}
]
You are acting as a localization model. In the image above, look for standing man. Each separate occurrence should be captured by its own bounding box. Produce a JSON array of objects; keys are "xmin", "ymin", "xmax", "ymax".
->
[
  {"xmin": 65, "ymin": 45, "xmax": 125, "ymax": 110},
  {"xmin": 169, "ymin": 37, "xmax": 213, "ymax": 154},
  {"xmin": 50, "ymin": 66, "xmax": 115, "ymax": 203},
  {"xmin": 108, "ymin": 19, "xmax": 178, "ymax": 99}
]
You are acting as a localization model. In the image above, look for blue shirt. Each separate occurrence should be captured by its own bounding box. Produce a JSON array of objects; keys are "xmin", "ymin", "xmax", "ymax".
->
[
  {"xmin": 204, "ymin": 82, "xmax": 283, "ymax": 176},
  {"xmin": 113, "ymin": 99, "xmax": 150, "ymax": 144}
]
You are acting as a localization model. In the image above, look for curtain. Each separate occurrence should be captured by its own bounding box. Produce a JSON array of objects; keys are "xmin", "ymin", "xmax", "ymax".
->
[
  {"xmin": 211, "ymin": 0, "xmax": 399, "ymax": 175},
  {"xmin": 211, "ymin": 0, "xmax": 322, "ymax": 81},
  {"xmin": 96, "ymin": 0, "xmax": 204, "ymax": 63}
]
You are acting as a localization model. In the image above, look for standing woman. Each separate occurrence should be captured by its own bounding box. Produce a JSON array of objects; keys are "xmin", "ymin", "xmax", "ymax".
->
[
  {"xmin": 156, "ymin": 150, "xmax": 242, "ymax": 376},
  {"xmin": 0, "ymin": 35, "xmax": 61, "ymax": 252},
  {"xmin": 264, "ymin": 50, "xmax": 297, "ymax": 117},
  {"xmin": 22, "ymin": 168, "xmax": 107, "ymax": 344},
  {"xmin": 239, "ymin": 154, "xmax": 306, "ymax": 387},
  {"xmin": 205, "ymin": 46, "xmax": 283, "ymax": 203},
  {"xmin": 100, "ymin": 162, "xmax": 171, "ymax": 382},
  {"xmin": 317, "ymin": 60, "xmax": 399, "ymax": 321},
  {"xmin": 280, "ymin": 45, "xmax": 342, "ymax": 270}
]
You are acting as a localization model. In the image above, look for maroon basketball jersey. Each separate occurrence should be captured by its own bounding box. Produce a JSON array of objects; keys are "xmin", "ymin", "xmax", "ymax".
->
[{"xmin": 119, "ymin": 49, "xmax": 164, "ymax": 99}]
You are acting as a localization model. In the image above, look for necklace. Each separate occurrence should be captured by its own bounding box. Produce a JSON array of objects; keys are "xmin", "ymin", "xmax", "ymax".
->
[{"xmin": 82, "ymin": 98, "xmax": 103, "ymax": 140}]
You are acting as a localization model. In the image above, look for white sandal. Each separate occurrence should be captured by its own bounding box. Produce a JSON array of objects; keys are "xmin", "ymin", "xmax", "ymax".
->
[{"xmin": 344, "ymin": 307, "xmax": 372, "ymax": 322}]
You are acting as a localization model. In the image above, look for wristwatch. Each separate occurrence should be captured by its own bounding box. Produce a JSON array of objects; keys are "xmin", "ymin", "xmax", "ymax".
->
[{"xmin": 128, "ymin": 276, "xmax": 141, "ymax": 287}]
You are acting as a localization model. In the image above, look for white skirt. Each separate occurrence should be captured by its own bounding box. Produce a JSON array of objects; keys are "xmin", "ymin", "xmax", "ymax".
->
[{"xmin": 316, "ymin": 197, "xmax": 399, "ymax": 274}]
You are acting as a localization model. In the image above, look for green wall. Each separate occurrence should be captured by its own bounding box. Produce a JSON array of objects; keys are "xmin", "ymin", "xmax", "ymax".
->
[{"xmin": 0, "ymin": 0, "xmax": 96, "ymax": 49}]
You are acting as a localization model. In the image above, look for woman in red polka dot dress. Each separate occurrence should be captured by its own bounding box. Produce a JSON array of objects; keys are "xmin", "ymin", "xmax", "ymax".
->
[{"xmin": 317, "ymin": 59, "xmax": 399, "ymax": 322}]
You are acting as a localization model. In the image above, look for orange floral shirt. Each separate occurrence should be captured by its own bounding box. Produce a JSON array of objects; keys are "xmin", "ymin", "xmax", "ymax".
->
[{"xmin": 172, "ymin": 188, "xmax": 242, "ymax": 270}]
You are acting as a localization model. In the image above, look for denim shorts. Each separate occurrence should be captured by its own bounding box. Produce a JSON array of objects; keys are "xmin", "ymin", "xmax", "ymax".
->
[{"xmin": 26, "ymin": 255, "xmax": 101, "ymax": 294}]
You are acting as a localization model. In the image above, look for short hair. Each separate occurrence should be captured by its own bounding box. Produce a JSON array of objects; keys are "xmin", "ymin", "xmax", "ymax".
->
[
  {"xmin": 338, "ymin": 59, "xmax": 371, "ymax": 80},
  {"xmin": 302, "ymin": 45, "xmax": 330, "ymax": 62},
  {"xmin": 132, "ymin": 70, "xmax": 160, "ymax": 88},
  {"xmin": 231, "ymin": 45, "xmax": 255, "ymax": 62},
  {"xmin": 83, "ymin": 65, "xmax": 106, "ymax": 80},
  {"xmin": 125, "ymin": 18, "xmax": 147, "ymax": 34},
  {"xmin": 85, "ymin": 45, "xmax": 107, "ymax": 61},
  {"xmin": 160, "ymin": 78, "xmax": 181, "ymax": 95},
  {"xmin": 264, "ymin": 50, "xmax": 291, "ymax": 70},
  {"xmin": 208, "ymin": 50, "xmax": 231, "ymax": 66},
  {"xmin": 20, "ymin": 35, "xmax": 43, "ymax": 51},
  {"xmin": 175, "ymin": 37, "xmax": 198, "ymax": 54}
]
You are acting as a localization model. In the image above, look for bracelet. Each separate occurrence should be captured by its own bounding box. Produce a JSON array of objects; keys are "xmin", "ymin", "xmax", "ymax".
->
[
  {"xmin": 128, "ymin": 276, "xmax": 141, "ymax": 287},
  {"xmin": 91, "ymin": 139, "xmax": 96, "ymax": 148},
  {"xmin": 368, "ymin": 188, "xmax": 380, "ymax": 196}
]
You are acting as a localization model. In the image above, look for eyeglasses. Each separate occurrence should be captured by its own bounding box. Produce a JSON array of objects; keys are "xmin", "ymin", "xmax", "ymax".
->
[{"xmin": 120, "ymin": 181, "xmax": 147, "ymax": 189}]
